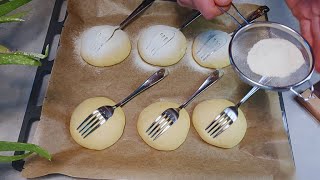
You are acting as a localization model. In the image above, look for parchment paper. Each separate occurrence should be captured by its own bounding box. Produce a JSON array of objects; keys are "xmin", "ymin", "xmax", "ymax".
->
[{"xmin": 22, "ymin": 0, "xmax": 295, "ymax": 179}]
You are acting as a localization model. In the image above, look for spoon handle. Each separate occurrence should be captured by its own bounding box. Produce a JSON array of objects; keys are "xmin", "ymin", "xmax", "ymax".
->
[
  {"xmin": 116, "ymin": 69, "xmax": 168, "ymax": 108},
  {"xmin": 179, "ymin": 69, "xmax": 223, "ymax": 109}
]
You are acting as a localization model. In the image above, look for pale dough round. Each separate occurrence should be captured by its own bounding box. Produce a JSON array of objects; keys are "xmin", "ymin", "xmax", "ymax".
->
[
  {"xmin": 80, "ymin": 25, "xmax": 131, "ymax": 67},
  {"xmin": 192, "ymin": 30, "xmax": 231, "ymax": 68},
  {"xmin": 137, "ymin": 102, "xmax": 190, "ymax": 151},
  {"xmin": 138, "ymin": 25, "xmax": 187, "ymax": 66},
  {"xmin": 70, "ymin": 97, "xmax": 125, "ymax": 150},
  {"xmin": 192, "ymin": 99, "xmax": 247, "ymax": 148}
]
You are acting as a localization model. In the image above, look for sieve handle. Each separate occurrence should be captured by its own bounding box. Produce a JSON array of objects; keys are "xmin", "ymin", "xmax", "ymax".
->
[{"xmin": 290, "ymin": 80, "xmax": 315, "ymax": 102}]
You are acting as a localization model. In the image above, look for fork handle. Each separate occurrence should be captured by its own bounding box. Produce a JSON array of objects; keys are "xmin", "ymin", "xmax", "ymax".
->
[
  {"xmin": 235, "ymin": 86, "xmax": 260, "ymax": 108},
  {"xmin": 119, "ymin": 0, "xmax": 155, "ymax": 30},
  {"xmin": 179, "ymin": 69, "xmax": 223, "ymax": 109},
  {"xmin": 115, "ymin": 69, "xmax": 168, "ymax": 108},
  {"xmin": 179, "ymin": 10, "xmax": 202, "ymax": 31}
]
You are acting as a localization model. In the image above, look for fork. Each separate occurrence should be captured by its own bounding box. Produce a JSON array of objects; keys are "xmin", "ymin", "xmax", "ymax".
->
[
  {"xmin": 205, "ymin": 86, "xmax": 259, "ymax": 138},
  {"xmin": 146, "ymin": 69, "xmax": 224, "ymax": 140},
  {"xmin": 205, "ymin": 77, "xmax": 271, "ymax": 138},
  {"xmin": 77, "ymin": 68, "xmax": 168, "ymax": 138},
  {"xmin": 105, "ymin": 0, "xmax": 155, "ymax": 43}
]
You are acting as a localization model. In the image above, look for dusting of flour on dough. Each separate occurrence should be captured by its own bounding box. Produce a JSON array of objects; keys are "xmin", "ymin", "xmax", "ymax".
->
[
  {"xmin": 132, "ymin": 28, "xmax": 213, "ymax": 74},
  {"xmin": 132, "ymin": 45, "xmax": 159, "ymax": 72},
  {"xmin": 72, "ymin": 35, "xmax": 104, "ymax": 74},
  {"xmin": 74, "ymin": 27, "xmax": 217, "ymax": 75},
  {"xmin": 247, "ymin": 38, "xmax": 304, "ymax": 78},
  {"xmin": 183, "ymin": 40, "xmax": 213, "ymax": 74},
  {"xmin": 72, "ymin": 35, "xmax": 86, "ymax": 67}
]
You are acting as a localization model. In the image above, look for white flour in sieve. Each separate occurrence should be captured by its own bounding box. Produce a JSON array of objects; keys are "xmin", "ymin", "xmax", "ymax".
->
[{"xmin": 247, "ymin": 38, "xmax": 305, "ymax": 78}]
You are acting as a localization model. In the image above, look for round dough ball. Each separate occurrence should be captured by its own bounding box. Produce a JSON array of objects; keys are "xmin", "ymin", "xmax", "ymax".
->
[
  {"xmin": 192, "ymin": 99, "xmax": 247, "ymax": 148},
  {"xmin": 192, "ymin": 30, "xmax": 231, "ymax": 68},
  {"xmin": 138, "ymin": 25, "xmax": 187, "ymax": 66},
  {"xmin": 70, "ymin": 97, "xmax": 125, "ymax": 150},
  {"xmin": 80, "ymin": 25, "xmax": 131, "ymax": 67},
  {"xmin": 137, "ymin": 102, "xmax": 190, "ymax": 151}
]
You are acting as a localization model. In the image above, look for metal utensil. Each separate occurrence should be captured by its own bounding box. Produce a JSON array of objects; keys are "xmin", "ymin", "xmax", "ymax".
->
[
  {"xmin": 179, "ymin": 10, "xmax": 202, "ymax": 31},
  {"xmin": 77, "ymin": 69, "xmax": 168, "ymax": 138},
  {"xmin": 146, "ymin": 69, "xmax": 224, "ymax": 140},
  {"xmin": 195, "ymin": 5, "xmax": 269, "ymax": 62},
  {"xmin": 206, "ymin": 76, "xmax": 271, "ymax": 138},
  {"xmin": 179, "ymin": 5, "xmax": 269, "ymax": 31},
  {"xmin": 222, "ymin": 4, "xmax": 315, "ymax": 101},
  {"xmin": 218, "ymin": 3, "xmax": 314, "ymax": 101},
  {"xmin": 229, "ymin": 22, "xmax": 315, "ymax": 101},
  {"xmin": 108, "ymin": 0, "xmax": 155, "ymax": 40},
  {"xmin": 145, "ymin": 10, "xmax": 202, "ymax": 53},
  {"xmin": 205, "ymin": 86, "xmax": 259, "ymax": 138},
  {"xmin": 146, "ymin": 5, "xmax": 269, "ymax": 56}
]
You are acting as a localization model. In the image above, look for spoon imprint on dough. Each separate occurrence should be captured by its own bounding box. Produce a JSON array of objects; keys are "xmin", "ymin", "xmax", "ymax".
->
[
  {"xmin": 196, "ymin": 32, "xmax": 228, "ymax": 61},
  {"xmin": 145, "ymin": 30, "xmax": 176, "ymax": 56}
]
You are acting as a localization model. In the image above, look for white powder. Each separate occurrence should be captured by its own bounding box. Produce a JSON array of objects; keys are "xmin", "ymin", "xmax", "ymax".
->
[
  {"xmin": 132, "ymin": 47, "xmax": 159, "ymax": 72},
  {"xmin": 74, "ymin": 26, "xmax": 216, "ymax": 75},
  {"xmin": 132, "ymin": 28, "xmax": 211, "ymax": 74},
  {"xmin": 183, "ymin": 40, "xmax": 213, "ymax": 73},
  {"xmin": 72, "ymin": 35, "xmax": 104, "ymax": 74},
  {"xmin": 247, "ymin": 38, "xmax": 305, "ymax": 78}
]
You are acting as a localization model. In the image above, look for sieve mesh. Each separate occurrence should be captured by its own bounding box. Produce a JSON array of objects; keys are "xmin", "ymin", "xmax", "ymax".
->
[{"xmin": 229, "ymin": 22, "xmax": 314, "ymax": 91}]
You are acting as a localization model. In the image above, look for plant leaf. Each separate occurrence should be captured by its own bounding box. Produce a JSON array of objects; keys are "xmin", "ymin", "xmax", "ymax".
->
[
  {"xmin": 0, "ymin": 141, "xmax": 51, "ymax": 161},
  {"xmin": 14, "ymin": 44, "xmax": 49, "ymax": 59},
  {"xmin": 0, "ymin": 10, "xmax": 28, "ymax": 23},
  {"xmin": 0, "ymin": 16, "xmax": 24, "ymax": 23},
  {"xmin": 0, "ymin": 44, "xmax": 10, "ymax": 53},
  {"xmin": 0, "ymin": 53, "xmax": 41, "ymax": 66},
  {"xmin": 0, "ymin": 152, "xmax": 32, "ymax": 162},
  {"xmin": 0, "ymin": 0, "xmax": 31, "ymax": 16}
]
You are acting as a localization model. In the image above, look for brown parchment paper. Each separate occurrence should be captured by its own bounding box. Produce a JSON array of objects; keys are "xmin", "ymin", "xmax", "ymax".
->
[{"xmin": 22, "ymin": 0, "xmax": 295, "ymax": 179}]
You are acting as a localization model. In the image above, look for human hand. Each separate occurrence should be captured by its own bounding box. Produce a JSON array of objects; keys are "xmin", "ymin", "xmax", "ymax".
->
[
  {"xmin": 177, "ymin": 0, "xmax": 232, "ymax": 19},
  {"xmin": 286, "ymin": 0, "xmax": 320, "ymax": 72}
]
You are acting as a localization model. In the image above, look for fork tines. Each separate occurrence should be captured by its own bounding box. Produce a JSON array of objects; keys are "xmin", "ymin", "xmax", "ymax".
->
[
  {"xmin": 145, "ymin": 112, "xmax": 174, "ymax": 141},
  {"xmin": 77, "ymin": 110, "xmax": 106, "ymax": 138},
  {"xmin": 205, "ymin": 112, "xmax": 233, "ymax": 138}
]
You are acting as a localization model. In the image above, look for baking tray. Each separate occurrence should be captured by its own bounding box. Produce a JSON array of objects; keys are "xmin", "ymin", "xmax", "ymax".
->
[{"xmin": 12, "ymin": 0, "xmax": 294, "ymax": 172}]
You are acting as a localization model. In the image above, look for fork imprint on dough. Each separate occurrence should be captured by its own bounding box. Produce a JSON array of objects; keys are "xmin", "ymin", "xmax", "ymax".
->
[
  {"xmin": 145, "ymin": 30, "xmax": 176, "ymax": 56},
  {"xmin": 90, "ymin": 30, "xmax": 114, "ymax": 56},
  {"xmin": 196, "ymin": 33, "xmax": 228, "ymax": 61}
]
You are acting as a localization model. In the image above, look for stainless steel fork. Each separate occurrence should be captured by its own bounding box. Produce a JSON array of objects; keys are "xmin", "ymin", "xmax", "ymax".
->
[
  {"xmin": 206, "ymin": 77, "xmax": 271, "ymax": 138},
  {"xmin": 146, "ymin": 69, "xmax": 224, "ymax": 140},
  {"xmin": 107, "ymin": 0, "xmax": 155, "ymax": 41},
  {"xmin": 205, "ymin": 86, "xmax": 259, "ymax": 138},
  {"xmin": 77, "ymin": 68, "xmax": 168, "ymax": 138}
]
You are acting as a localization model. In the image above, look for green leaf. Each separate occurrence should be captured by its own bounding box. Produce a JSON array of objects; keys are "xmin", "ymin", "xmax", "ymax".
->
[
  {"xmin": 0, "ymin": 16, "xmax": 24, "ymax": 23},
  {"xmin": 0, "ymin": 53, "xmax": 41, "ymax": 66},
  {"xmin": 0, "ymin": 44, "xmax": 10, "ymax": 53},
  {"xmin": 0, "ymin": 141, "xmax": 51, "ymax": 162},
  {"xmin": 0, "ymin": 0, "xmax": 31, "ymax": 16},
  {"xmin": 0, "ymin": 152, "xmax": 32, "ymax": 162},
  {"xmin": 14, "ymin": 44, "xmax": 49, "ymax": 59},
  {"xmin": 0, "ymin": 11, "xmax": 28, "ymax": 23}
]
